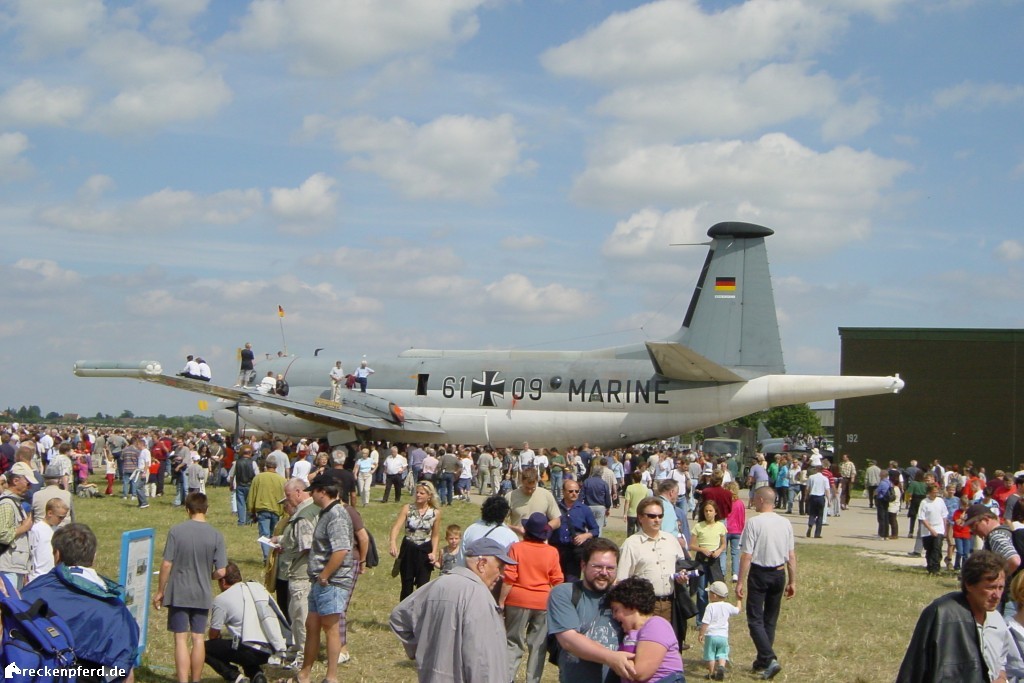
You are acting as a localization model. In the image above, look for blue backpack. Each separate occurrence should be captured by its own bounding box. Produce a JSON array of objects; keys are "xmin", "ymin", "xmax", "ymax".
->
[{"xmin": 0, "ymin": 574, "xmax": 77, "ymax": 682}]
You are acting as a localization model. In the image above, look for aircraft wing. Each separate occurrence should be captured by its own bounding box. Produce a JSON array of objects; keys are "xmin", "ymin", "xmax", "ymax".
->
[
  {"xmin": 644, "ymin": 342, "xmax": 746, "ymax": 383},
  {"xmin": 72, "ymin": 360, "xmax": 445, "ymax": 435}
]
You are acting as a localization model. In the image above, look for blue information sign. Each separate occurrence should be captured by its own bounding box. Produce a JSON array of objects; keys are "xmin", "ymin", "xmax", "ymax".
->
[{"xmin": 118, "ymin": 528, "xmax": 155, "ymax": 666}]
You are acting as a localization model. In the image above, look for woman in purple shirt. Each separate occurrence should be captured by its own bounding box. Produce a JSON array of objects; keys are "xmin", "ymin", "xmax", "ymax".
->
[{"xmin": 606, "ymin": 576, "xmax": 685, "ymax": 683}]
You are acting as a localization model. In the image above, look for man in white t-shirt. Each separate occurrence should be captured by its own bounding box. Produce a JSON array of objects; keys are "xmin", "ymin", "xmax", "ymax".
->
[
  {"xmin": 292, "ymin": 454, "xmax": 312, "ymax": 485},
  {"xmin": 518, "ymin": 442, "xmax": 535, "ymax": 478},
  {"xmin": 206, "ymin": 562, "xmax": 287, "ymax": 681},
  {"xmin": 27, "ymin": 498, "xmax": 68, "ymax": 583},
  {"xmin": 918, "ymin": 483, "xmax": 947, "ymax": 576},
  {"xmin": 382, "ymin": 447, "xmax": 408, "ymax": 503},
  {"xmin": 135, "ymin": 441, "xmax": 152, "ymax": 509}
]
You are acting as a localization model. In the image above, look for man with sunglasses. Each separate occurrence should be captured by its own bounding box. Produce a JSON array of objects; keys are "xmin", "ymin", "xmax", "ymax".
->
[
  {"xmin": 617, "ymin": 497, "xmax": 690, "ymax": 649},
  {"xmin": 551, "ymin": 480, "xmax": 600, "ymax": 581},
  {"xmin": 548, "ymin": 537, "xmax": 635, "ymax": 683}
]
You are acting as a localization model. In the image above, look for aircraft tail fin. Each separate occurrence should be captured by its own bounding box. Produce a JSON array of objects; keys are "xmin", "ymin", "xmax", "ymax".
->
[{"xmin": 667, "ymin": 222, "xmax": 785, "ymax": 375}]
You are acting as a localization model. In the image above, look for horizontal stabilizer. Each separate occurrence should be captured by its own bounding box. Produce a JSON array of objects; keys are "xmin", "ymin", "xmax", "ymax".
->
[{"xmin": 644, "ymin": 342, "xmax": 745, "ymax": 383}]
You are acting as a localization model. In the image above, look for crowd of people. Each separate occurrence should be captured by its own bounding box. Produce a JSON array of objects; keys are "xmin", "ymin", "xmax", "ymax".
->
[
  {"xmin": 13, "ymin": 421, "xmax": 1024, "ymax": 681},
  {"xmin": 0, "ymin": 424, "xmax": 802, "ymax": 682}
]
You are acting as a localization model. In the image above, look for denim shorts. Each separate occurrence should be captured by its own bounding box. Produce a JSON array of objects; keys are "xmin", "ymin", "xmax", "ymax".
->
[
  {"xmin": 702, "ymin": 634, "xmax": 730, "ymax": 661},
  {"xmin": 308, "ymin": 581, "xmax": 351, "ymax": 616}
]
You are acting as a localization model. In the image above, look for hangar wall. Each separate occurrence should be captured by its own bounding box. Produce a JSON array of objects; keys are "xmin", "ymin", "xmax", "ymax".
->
[{"xmin": 836, "ymin": 328, "xmax": 1024, "ymax": 473}]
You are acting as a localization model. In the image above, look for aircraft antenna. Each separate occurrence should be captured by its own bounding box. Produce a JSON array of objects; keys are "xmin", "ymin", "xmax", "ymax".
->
[{"xmin": 277, "ymin": 305, "xmax": 288, "ymax": 355}]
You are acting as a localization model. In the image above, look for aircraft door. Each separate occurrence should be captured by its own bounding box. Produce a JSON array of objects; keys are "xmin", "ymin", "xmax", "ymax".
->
[{"xmin": 438, "ymin": 411, "xmax": 489, "ymax": 445}]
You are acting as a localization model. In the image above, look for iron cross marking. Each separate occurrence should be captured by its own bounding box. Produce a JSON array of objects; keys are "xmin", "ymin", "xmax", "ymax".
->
[{"xmin": 471, "ymin": 370, "xmax": 505, "ymax": 407}]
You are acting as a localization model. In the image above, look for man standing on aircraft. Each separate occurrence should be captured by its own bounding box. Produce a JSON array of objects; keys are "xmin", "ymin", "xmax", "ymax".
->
[
  {"xmin": 354, "ymin": 359, "xmax": 374, "ymax": 392},
  {"xmin": 237, "ymin": 342, "xmax": 255, "ymax": 387},
  {"xmin": 329, "ymin": 361, "xmax": 345, "ymax": 401}
]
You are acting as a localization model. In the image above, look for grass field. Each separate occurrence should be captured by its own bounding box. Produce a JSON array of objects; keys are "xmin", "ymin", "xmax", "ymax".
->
[{"xmin": 73, "ymin": 480, "xmax": 933, "ymax": 682}]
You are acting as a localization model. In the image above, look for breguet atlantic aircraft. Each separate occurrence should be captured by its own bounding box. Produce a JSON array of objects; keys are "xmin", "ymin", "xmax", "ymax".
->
[{"xmin": 75, "ymin": 222, "xmax": 904, "ymax": 447}]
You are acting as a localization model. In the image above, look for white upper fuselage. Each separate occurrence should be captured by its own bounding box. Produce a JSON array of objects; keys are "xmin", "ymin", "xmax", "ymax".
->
[{"xmin": 220, "ymin": 351, "xmax": 902, "ymax": 447}]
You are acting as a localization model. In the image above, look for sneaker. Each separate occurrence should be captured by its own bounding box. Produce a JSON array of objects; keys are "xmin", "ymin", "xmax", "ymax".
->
[
  {"xmin": 761, "ymin": 659, "xmax": 782, "ymax": 679},
  {"xmin": 338, "ymin": 651, "xmax": 351, "ymax": 664},
  {"xmin": 139, "ymin": 504, "xmax": 150, "ymax": 509},
  {"xmin": 714, "ymin": 664, "xmax": 726, "ymax": 680},
  {"xmin": 731, "ymin": 573, "xmax": 738, "ymax": 582},
  {"xmin": 907, "ymin": 552, "xmax": 921, "ymax": 557}
]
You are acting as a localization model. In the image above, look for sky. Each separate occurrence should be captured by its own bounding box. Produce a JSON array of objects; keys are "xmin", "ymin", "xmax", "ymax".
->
[{"xmin": 1, "ymin": 0, "xmax": 1022, "ymax": 419}]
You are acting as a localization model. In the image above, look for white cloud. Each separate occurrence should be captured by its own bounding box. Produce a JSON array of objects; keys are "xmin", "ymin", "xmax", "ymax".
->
[
  {"xmin": 84, "ymin": 31, "xmax": 232, "ymax": 132},
  {"xmin": 12, "ymin": 258, "xmax": 83, "ymax": 288},
  {"xmin": 995, "ymin": 240, "xmax": 1024, "ymax": 262},
  {"xmin": 0, "ymin": 132, "xmax": 32, "ymax": 181},
  {"xmin": 583, "ymin": 134, "xmax": 910, "ymax": 257},
  {"xmin": 0, "ymin": 80, "xmax": 89, "ymax": 127},
  {"xmin": 223, "ymin": 0, "xmax": 484, "ymax": 75},
  {"xmin": 37, "ymin": 185, "xmax": 263, "ymax": 234},
  {"xmin": 576, "ymin": 134, "xmax": 908, "ymax": 209},
  {"xmin": 332, "ymin": 114, "xmax": 533, "ymax": 201},
  {"xmin": 142, "ymin": 0, "xmax": 210, "ymax": 40},
  {"xmin": 541, "ymin": 0, "xmax": 844, "ymax": 84},
  {"xmin": 932, "ymin": 81, "xmax": 1024, "ymax": 111},
  {"xmin": 593, "ymin": 63, "xmax": 844, "ymax": 139},
  {"xmin": 541, "ymin": 1, "xmax": 893, "ymax": 141},
  {"xmin": 269, "ymin": 173, "xmax": 339, "ymax": 232},
  {"xmin": 602, "ymin": 207, "xmax": 705, "ymax": 260},
  {"xmin": 76, "ymin": 174, "xmax": 116, "ymax": 201},
  {"xmin": 8, "ymin": 0, "xmax": 106, "ymax": 59},
  {"xmin": 484, "ymin": 273, "xmax": 592, "ymax": 316}
]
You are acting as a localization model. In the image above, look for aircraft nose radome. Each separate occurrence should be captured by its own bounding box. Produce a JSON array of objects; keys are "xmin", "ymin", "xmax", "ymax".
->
[{"xmin": 891, "ymin": 374, "xmax": 906, "ymax": 394}]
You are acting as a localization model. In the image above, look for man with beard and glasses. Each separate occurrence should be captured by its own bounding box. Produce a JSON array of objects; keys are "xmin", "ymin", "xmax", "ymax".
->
[{"xmin": 548, "ymin": 537, "xmax": 635, "ymax": 683}]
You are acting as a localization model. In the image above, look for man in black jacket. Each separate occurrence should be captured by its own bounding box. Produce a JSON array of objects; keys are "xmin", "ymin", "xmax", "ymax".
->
[{"xmin": 896, "ymin": 550, "xmax": 1008, "ymax": 682}]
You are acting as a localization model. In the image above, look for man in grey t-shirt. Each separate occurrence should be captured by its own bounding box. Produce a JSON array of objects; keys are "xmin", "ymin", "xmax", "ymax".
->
[
  {"xmin": 294, "ymin": 473, "xmax": 355, "ymax": 683},
  {"xmin": 154, "ymin": 493, "xmax": 227, "ymax": 683},
  {"xmin": 737, "ymin": 487, "xmax": 796, "ymax": 680}
]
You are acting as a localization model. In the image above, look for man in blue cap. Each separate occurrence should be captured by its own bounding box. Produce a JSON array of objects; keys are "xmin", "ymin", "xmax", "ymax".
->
[{"xmin": 390, "ymin": 537, "xmax": 515, "ymax": 682}]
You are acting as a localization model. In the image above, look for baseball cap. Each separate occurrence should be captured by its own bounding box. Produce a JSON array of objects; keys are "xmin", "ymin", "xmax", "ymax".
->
[
  {"xmin": 10, "ymin": 461, "xmax": 38, "ymax": 484},
  {"xmin": 464, "ymin": 538, "xmax": 517, "ymax": 565},
  {"xmin": 964, "ymin": 503, "xmax": 997, "ymax": 526},
  {"xmin": 708, "ymin": 581, "xmax": 729, "ymax": 598},
  {"xmin": 305, "ymin": 472, "xmax": 337, "ymax": 492}
]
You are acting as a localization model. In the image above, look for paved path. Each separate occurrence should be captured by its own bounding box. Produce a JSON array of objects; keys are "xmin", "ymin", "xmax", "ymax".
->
[
  {"xmin": 784, "ymin": 495, "xmax": 937, "ymax": 568},
  {"xmin": 466, "ymin": 487, "xmax": 934, "ymax": 568}
]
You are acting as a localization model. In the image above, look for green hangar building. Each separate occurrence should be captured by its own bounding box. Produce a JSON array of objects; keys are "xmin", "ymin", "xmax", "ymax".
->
[{"xmin": 836, "ymin": 328, "xmax": 1024, "ymax": 472}]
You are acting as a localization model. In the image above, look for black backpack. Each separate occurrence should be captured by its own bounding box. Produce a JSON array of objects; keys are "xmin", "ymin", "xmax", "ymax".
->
[{"xmin": 546, "ymin": 581, "xmax": 583, "ymax": 666}]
